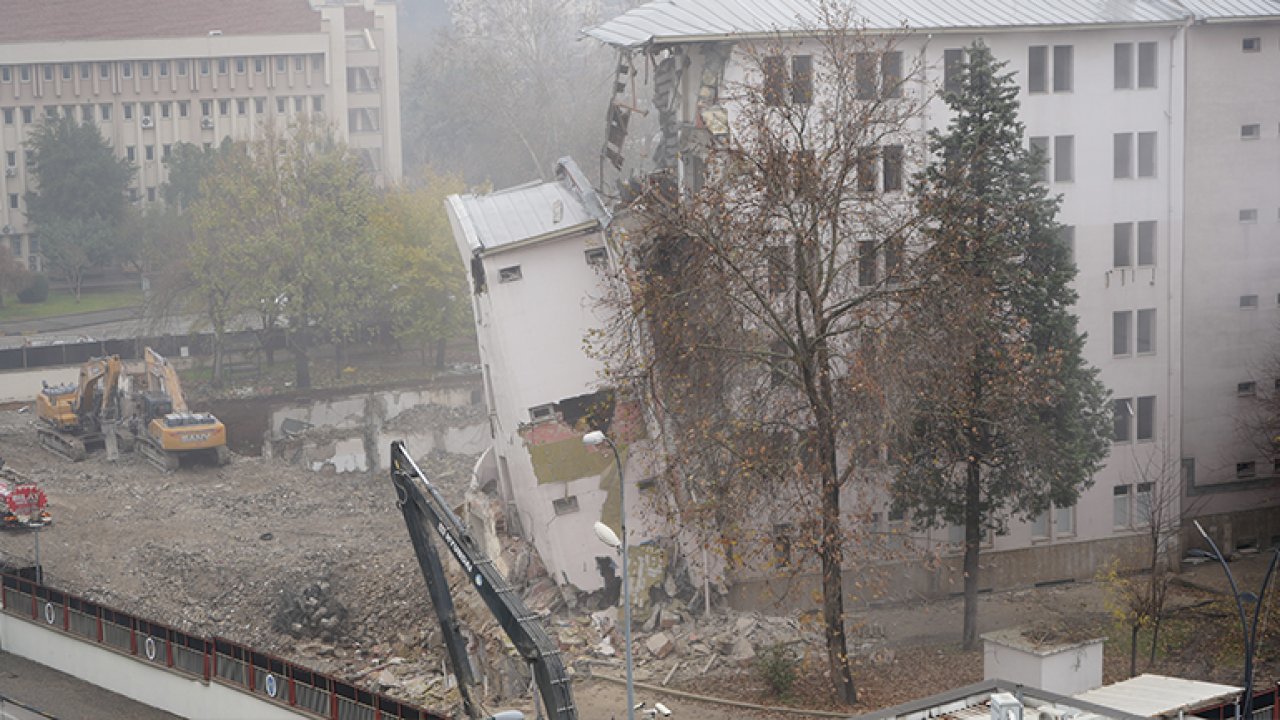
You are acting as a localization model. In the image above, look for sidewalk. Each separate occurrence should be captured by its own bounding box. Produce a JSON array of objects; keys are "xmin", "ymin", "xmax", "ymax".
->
[{"xmin": 0, "ymin": 306, "xmax": 145, "ymax": 338}]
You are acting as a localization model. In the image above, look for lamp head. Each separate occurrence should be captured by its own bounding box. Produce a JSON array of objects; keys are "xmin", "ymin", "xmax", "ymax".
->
[
  {"xmin": 583, "ymin": 430, "xmax": 607, "ymax": 446},
  {"xmin": 593, "ymin": 521, "xmax": 622, "ymax": 549},
  {"xmin": 1187, "ymin": 548, "xmax": 1214, "ymax": 559}
]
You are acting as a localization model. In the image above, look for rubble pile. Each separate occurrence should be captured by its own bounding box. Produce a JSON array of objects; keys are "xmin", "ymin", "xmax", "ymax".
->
[{"xmin": 273, "ymin": 578, "xmax": 350, "ymax": 642}]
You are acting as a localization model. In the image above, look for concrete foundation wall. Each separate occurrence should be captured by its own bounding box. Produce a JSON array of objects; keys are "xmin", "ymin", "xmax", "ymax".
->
[
  {"xmin": 1184, "ymin": 505, "xmax": 1280, "ymax": 556},
  {"xmin": 728, "ymin": 534, "xmax": 1153, "ymax": 612},
  {"xmin": 0, "ymin": 367, "xmax": 79, "ymax": 404},
  {"xmin": 0, "ymin": 613, "xmax": 309, "ymax": 720}
]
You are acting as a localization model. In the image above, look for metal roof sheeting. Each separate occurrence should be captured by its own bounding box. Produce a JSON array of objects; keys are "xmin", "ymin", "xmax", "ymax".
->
[
  {"xmin": 1072, "ymin": 674, "xmax": 1242, "ymax": 717},
  {"xmin": 586, "ymin": 0, "xmax": 1280, "ymax": 48},
  {"xmin": 451, "ymin": 158, "xmax": 607, "ymax": 254}
]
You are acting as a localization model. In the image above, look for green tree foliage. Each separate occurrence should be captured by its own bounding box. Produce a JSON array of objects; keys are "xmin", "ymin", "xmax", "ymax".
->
[
  {"xmin": 23, "ymin": 116, "xmax": 133, "ymax": 299},
  {"xmin": 368, "ymin": 174, "xmax": 472, "ymax": 367},
  {"xmin": 162, "ymin": 139, "xmax": 232, "ymax": 210},
  {"xmin": 189, "ymin": 123, "xmax": 380, "ymax": 389},
  {"xmin": 890, "ymin": 42, "xmax": 1111, "ymax": 649}
]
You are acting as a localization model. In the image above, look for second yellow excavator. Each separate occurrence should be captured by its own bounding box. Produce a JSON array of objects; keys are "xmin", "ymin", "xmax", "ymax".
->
[
  {"xmin": 127, "ymin": 347, "xmax": 230, "ymax": 472},
  {"xmin": 35, "ymin": 355, "xmax": 124, "ymax": 461}
]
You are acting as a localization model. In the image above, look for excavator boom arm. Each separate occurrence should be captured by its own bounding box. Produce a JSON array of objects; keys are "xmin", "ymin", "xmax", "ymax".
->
[{"xmin": 389, "ymin": 441, "xmax": 577, "ymax": 720}]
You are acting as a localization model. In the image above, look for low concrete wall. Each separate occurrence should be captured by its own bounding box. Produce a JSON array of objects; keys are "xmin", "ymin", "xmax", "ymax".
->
[
  {"xmin": 0, "ymin": 367, "xmax": 78, "ymax": 404},
  {"xmin": 0, "ymin": 613, "xmax": 309, "ymax": 720},
  {"xmin": 728, "ymin": 533, "xmax": 1153, "ymax": 612}
]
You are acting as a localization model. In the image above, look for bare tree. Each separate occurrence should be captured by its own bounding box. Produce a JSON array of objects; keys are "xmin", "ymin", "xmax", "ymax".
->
[{"xmin": 597, "ymin": 15, "xmax": 923, "ymax": 704}]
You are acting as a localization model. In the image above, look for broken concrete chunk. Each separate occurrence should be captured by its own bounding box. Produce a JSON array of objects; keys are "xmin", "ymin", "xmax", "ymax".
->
[{"xmin": 645, "ymin": 632, "xmax": 675, "ymax": 659}]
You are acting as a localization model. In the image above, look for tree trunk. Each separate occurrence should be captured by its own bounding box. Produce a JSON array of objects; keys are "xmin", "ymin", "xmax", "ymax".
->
[
  {"xmin": 211, "ymin": 332, "xmax": 224, "ymax": 388},
  {"xmin": 1129, "ymin": 624, "xmax": 1139, "ymax": 678},
  {"xmin": 962, "ymin": 460, "xmax": 982, "ymax": 650},
  {"xmin": 434, "ymin": 337, "xmax": 447, "ymax": 370},
  {"xmin": 1149, "ymin": 615, "xmax": 1162, "ymax": 665},
  {"xmin": 291, "ymin": 329, "xmax": 311, "ymax": 389}
]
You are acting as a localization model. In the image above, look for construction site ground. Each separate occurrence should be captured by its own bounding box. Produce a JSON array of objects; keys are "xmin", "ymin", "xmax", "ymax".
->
[{"xmin": 0, "ymin": 393, "xmax": 1273, "ymax": 720}]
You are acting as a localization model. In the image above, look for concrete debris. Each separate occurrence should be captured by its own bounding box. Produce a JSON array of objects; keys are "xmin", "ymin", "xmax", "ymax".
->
[{"xmin": 645, "ymin": 632, "xmax": 675, "ymax": 659}]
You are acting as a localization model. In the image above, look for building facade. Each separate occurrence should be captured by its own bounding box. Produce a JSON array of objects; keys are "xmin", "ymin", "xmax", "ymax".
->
[
  {"xmin": 581, "ymin": 0, "xmax": 1280, "ymax": 603},
  {"xmin": 0, "ymin": 0, "xmax": 401, "ymax": 271}
]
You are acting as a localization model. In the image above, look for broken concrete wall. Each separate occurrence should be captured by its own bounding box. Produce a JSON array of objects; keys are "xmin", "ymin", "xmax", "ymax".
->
[{"xmin": 264, "ymin": 381, "xmax": 487, "ymax": 474}]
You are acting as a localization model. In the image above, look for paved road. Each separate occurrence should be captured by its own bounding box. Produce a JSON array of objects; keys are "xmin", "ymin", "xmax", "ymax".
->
[{"xmin": 0, "ymin": 652, "xmax": 179, "ymax": 720}]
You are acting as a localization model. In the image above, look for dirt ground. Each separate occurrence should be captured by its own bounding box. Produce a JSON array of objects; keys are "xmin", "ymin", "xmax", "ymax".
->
[{"xmin": 0, "ymin": 396, "xmax": 1273, "ymax": 720}]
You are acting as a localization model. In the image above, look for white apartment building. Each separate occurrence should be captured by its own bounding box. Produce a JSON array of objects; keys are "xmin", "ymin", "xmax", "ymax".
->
[
  {"xmin": 447, "ymin": 158, "xmax": 639, "ymax": 591},
  {"xmin": 0, "ymin": 0, "xmax": 401, "ymax": 271},
  {"xmin": 580, "ymin": 0, "xmax": 1280, "ymax": 602}
]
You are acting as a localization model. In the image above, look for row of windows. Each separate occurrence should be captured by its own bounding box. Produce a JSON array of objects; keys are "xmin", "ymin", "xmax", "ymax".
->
[
  {"xmin": 944, "ymin": 42, "xmax": 1159, "ymax": 96},
  {"xmin": 1, "ymin": 94, "xmax": 325, "ymax": 125},
  {"xmin": 1028, "ymin": 131, "xmax": 1158, "ymax": 182},
  {"xmin": 1113, "ymin": 482, "xmax": 1153, "ymax": 529},
  {"xmin": 1030, "ymin": 503, "xmax": 1076, "ymax": 540},
  {"xmin": 762, "ymin": 51, "xmax": 904, "ymax": 105},
  {"xmin": 1113, "ymin": 395, "xmax": 1155, "ymax": 442},
  {"xmin": 0, "ymin": 56, "xmax": 324, "ymax": 85}
]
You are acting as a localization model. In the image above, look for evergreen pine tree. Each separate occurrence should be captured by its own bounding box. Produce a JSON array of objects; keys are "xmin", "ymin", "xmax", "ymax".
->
[{"xmin": 892, "ymin": 42, "xmax": 1111, "ymax": 649}]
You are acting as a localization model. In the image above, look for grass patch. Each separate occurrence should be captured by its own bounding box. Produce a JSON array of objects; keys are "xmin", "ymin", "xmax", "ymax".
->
[{"xmin": 0, "ymin": 287, "xmax": 143, "ymax": 322}]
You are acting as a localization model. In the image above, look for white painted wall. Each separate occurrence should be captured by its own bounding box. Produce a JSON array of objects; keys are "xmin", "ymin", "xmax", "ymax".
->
[
  {"xmin": 0, "ymin": 367, "xmax": 78, "ymax": 404},
  {"xmin": 1180, "ymin": 20, "xmax": 1280, "ymax": 523},
  {"xmin": 0, "ymin": 613, "xmax": 309, "ymax": 720}
]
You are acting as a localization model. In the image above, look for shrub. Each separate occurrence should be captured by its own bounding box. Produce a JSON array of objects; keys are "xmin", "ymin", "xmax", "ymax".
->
[
  {"xmin": 18, "ymin": 274, "xmax": 48, "ymax": 304},
  {"xmin": 754, "ymin": 643, "xmax": 798, "ymax": 699}
]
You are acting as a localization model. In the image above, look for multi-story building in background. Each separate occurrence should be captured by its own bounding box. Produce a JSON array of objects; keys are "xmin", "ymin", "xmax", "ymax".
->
[{"xmin": 0, "ymin": 0, "xmax": 401, "ymax": 272}]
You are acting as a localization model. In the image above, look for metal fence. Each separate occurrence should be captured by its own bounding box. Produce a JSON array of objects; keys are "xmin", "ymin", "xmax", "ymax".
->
[
  {"xmin": 0, "ymin": 330, "xmax": 280, "ymax": 371},
  {"xmin": 0, "ymin": 572, "xmax": 443, "ymax": 720}
]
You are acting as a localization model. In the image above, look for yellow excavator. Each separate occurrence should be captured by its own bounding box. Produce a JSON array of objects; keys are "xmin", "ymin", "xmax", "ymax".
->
[
  {"xmin": 127, "ymin": 347, "xmax": 230, "ymax": 472},
  {"xmin": 35, "ymin": 355, "xmax": 125, "ymax": 461}
]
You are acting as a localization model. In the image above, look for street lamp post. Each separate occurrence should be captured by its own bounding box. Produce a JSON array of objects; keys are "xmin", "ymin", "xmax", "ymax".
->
[
  {"xmin": 584, "ymin": 430, "xmax": 633, "ymax": 720},
  {"xmin": 1188, "ymin": 520, "xmax": 1279, "ymax": 720}
]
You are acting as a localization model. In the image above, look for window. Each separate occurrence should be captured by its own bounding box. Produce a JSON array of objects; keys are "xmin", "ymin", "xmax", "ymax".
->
[
  {"xmin": 857, "ymin": 148, "xmax": 877, "ymax": 192},
  {"xmin": 858, "ymin": 241, "xmax": 877, "ymax": 286},
  {"xmin": 1114, "ymin": 133, "xmax": 1133, "ymax": 178},
  {"xmin": 44, "ymin": 106, "xmax": 57, "ymax": 120},
  {"xmin": 1136, "ymin": 42, "xmax": 1157, "ymax": 87},
  {"xmin": 276, "ymin": 97, "xmax": 287, "ymax": 113},
  {"xmin": 0, "ymin": 67, "xmax": 9, "ymax": 82},
  {"xmin": 1053, "ymin": 135, "xmax": 1074, "ymax": 182},
  {"xmin": 1114, "ymin": 222, "xmax": 1133, "ymax": 267},
  {"xmin": 178, "ymin": 101, "xmax": 189, "ymax": 118},
  {"xmin": 1242, "ymin": 124, "xmax": 1261, "ymax": 140},
  {"xmin": 237, "ymin": 98, "xmax": 247, "ymax": 115},
  {"xmin": 1055, "ymin": 504, "xmax": 1076, "ymax": 536},
  {"xmin": 1241, "ymin": 294, "xmax": 1259, "ymax": 309},
  {"xmin": 1115, "ymin": 43, "xmax": 1133, "ymax": 88},
  {"xmin": 791, "ymin": 55, "xmax": 813, "ymax": 104},
  {"xmin": 1138, "ymin": 132, "xmax": 1157, "ymax": 177},
  {"xmin": 293, "ymin": 96, "xmax": 304, "ymax": 112},
  {"xmin": 1113, "ymin": 398, "xmax": 1133, "ymax": 442},
  {"xmin": 882, "ymin": 145, "xmax": 904, "ymax": 192},
  {"xmin": 217, "ymin": 58, "xmax": 229, "ymax": 75},
  {"xmin": 146, "ymin": 187, "xmax": 156, "ymax": 202},
  {"xmin": 99, "ymin": 63, "xmax": 110, "ymax": 79},
  {"xmin": 42, "ymin": 65, "xmax": 53, "ymax": 81},
  {"xmin": 295, "ymin": 56, "xmax": 305, "ymax": 72},
  {"xmin": 881, "ymin": 51, "xmax": 903, "ymax": 98},
  {"xmin": 312, "ymin": 55, "xmax": 323, "ymax": 72},
  {"xmin": 19, "ymin": 65, "xmax": 30, "ymax": 82},
  {"xmin": 1, "ymin": 108, "xmax": 11, "ymax": 125},
  {"xmin": 126, "ymin": 146, "xmax": 136, "ymax": 162},
  {"xmin": 218, "ymin": 99, "xmax": 229, "ymax": 115},
  {"xmin": 1031, "ymin": 511, "xmax": 1050, "ymax": 540},
  {"xmin": 1241, "ymin": 209, "xmax": 1259, "ymax": 223},
  {"xmin": 1135, "ymin": 483, "xmax": 1153, "ymax": 525},
  {"xmin": 528, "ymin": 404, "xmax": 554, "ymax": 422},
  {"xmin": 551, "ymin": 496, "xmax": 579, "ymax": 516},
  {"xmin": 162, "ymin": 143, "xmax": 171, "ymax": 159},
  {"xmin": 7, "ymin": 194, "xmax": 16, "ymax": 210},
  {"xmin": 944, "ymin": 48, "xmax": 965, "ymax": 95},
  {"xmin": 4, "ymin": 151, "xmax": 14, "ymax": 168},
  {"xmin": 141, "ymin": 102, "xmax": 152, "ymax": 118},
  {"xmin": 1116, "ymin": 42, "xmax": 1157, "ymax": 88},
  {"xmin": 158, "ymin": 61, "xmax": 169, "ymax": 77},
  {"xmin": 254, "ymin": 97, "xmax": 265, "ymax": 114},
  {"xmin": 1137, "ymin": 309, "xmax": 1155, "ymax": 354},
  {"xmin": 1237, "ymin": 461, "xmax": 1257, "ymax": 479},
  {"xmin": 1053, "ymin": 45, "xmax": 1073, "ymax": 92},
  {"xmin": 1136, "ymin": 395, "xmax": 1155, "ymax": 440},
  {"xmin": 1059, "ymin": 225, "xmax": 1076, "ymax": 264},
  {"xmin": 177, "ymin": 60, "xmax": 189, "ymax": 76},
  {"xmin": 1030, "ymin": 136, "xmax": 1050, "ymax": 182},
  {"xmin": 1238, "ymin": 380, "xmax": 1258, "ymax": 396},
  {"xmin": 312, "ymin": 95, "xmax": 323, "ymax": 113},
  {"xmin": 123, "ymin": 103, "xmax": 134, "ymax": 120},
  {"xmin": 1028, "ymin": 45, "xmax": 1047, "ymax": 93},
  {"xmin": 1113, "ymin": 311, "xmax": 1132, "ymax": 355},
  {"xmin": 1113, "ymin": 485, "xmax": 1131, "ymax": 527},
  {"xmin": 254, "ymin": 57, "xmax": 265, "ymax": 74},
  {"xmin": 79, "ymin": 63, "xmax": 90, "ymax": 80},
  {"xmin": 140, "ymin": 62, "xmax": 151, "ymax": 78},
  {"xmin": 235, "ymin": 57, "xmax": 247, "ymax": 74},
  {"xmin": 60, "ymin": 64, "xmax": 71, "ymax": 81},
  {"xmin": 1243, "ymin": 37, "xmax": 1262, "ymax": 52},
  {"xmin": 201, "ymin": 100, "xmax": 212, "ymax": 117},
  {"xmin": 21, "ymin": 107, "xmax": 32, "ymax": 124},
  {"xmin": 160, "ymin": 102, "xmax": 171, "ymax": 119},
  {"xmin": 276, "ymin": 56, "xmax": 287, "ymax": 73},
  {"xmin": 144, "ymin": 145, "xmax": 154, "ymax": 161},
  {"xmin": 856, "ymin": 53, "xmax": 903, "ymax": 99},
  {"xmin": 121, "ymin": 62, "xmax": 132, "ymax": 79},
  {"xmin": 1137, "ymin": 221, "xmax": 1156, "ymax": 266},
  {"xmin": 499, "ymin": 265, "xmax": 522, "ymax": 283},
  {"xmin": 99, "ymin": 104, "xmax": 111, "ymax": 121},
  {"xmin": 585, "ymin": 247, "xmax": 608, "ymax": 268}
]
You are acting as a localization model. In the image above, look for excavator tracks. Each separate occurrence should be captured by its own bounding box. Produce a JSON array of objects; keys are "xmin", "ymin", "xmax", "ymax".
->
[
  {"xmin": 37, "ymin": 429, "xmax": 89, "ymax": 462},
  {"xmin": 137, "ymin": 439, "xmax": 181, "ymax": 473}
]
